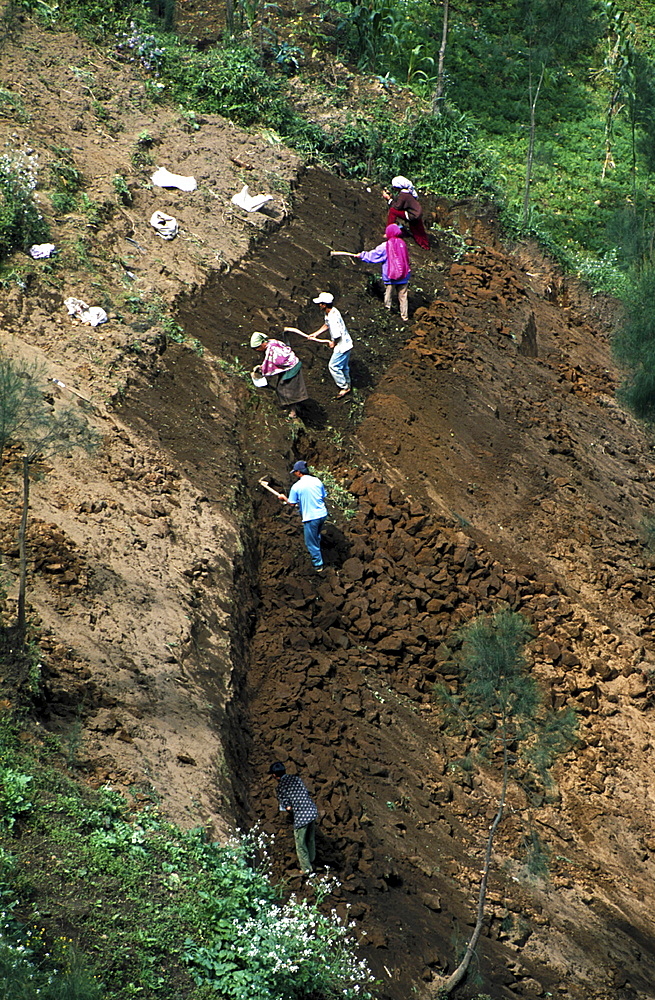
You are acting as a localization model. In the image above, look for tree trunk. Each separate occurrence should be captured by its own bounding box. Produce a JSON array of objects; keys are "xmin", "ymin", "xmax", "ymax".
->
[
  {"xmin": 522, "ymin": 63, "xmax": 546, "ymax": 225},
  {"xmin": 631, "ymin": 109, "xmax": 637, "ymax": 201},
  {"xmin": 601, "ymin": 85, "xmax": 620, "ymax": 181},
  {"xmin": 16, "ymin": 453, "xmax": 29, "ymax": 637},
  {"xmin": 437, "ymin": 745, "xmax": 509, "ymax": 996},
  {"xmin": 432, "ymin": 0, "xmax": 449, "ymax": 115}
]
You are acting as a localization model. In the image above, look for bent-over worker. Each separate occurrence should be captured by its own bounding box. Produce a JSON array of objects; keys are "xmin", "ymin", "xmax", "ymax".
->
[
  {"xmin": 250, "ymin": 331, "xmax": 308, "ymax": 419},
  {"xmin": 269, "ymin": 760, "xmax": 318, "ymax": 874},
  {"xmin": 381, "ymin": 175, "xmax": 430, "ymax": 249}
]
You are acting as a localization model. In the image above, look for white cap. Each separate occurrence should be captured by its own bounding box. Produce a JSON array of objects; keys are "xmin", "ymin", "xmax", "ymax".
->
[{"xmin": 313, "ymin": 291, "xmax": 334, "ymax": 305}]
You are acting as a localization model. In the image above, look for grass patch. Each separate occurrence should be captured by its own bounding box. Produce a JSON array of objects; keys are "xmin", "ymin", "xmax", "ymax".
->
[
  {"xmin": 312, "ymin": 467, "xmax": 358, "ymax": 519},
  {"xmin": 49, "ymin": 146, "xmax": 84, "ymax": 215},
  {"xmin": 0, "ymin": 87, "xmax": 29, "ymax": 123}
]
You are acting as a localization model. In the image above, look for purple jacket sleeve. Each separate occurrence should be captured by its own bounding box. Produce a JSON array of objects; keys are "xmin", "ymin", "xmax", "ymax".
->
[
  {"xmin": 359, "ymin": 243, "xmax": 390, "ymax": 282},
  {"xmin": 359, "ymin": 243, "xmax": 387, "ymax": 265}
]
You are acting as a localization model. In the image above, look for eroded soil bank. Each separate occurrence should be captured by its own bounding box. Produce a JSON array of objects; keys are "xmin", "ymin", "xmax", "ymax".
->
[{"xmin": 122, "ymin": 168, "xmax": 655, "ymax": 1000}]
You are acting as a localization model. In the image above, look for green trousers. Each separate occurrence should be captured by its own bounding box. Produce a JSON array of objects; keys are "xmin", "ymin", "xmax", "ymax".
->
[{"xmin": 294, "ymin": 821, "xmax": 316, "ymax": 873}]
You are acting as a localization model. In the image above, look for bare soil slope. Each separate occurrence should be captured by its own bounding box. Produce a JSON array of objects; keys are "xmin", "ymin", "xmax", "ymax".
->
[
  {"xmin": 1, "ymin": 13, "xmax": 655, "ymax": 1000},
  {"xmin": 0, "ymin": 14, "xmax": 298, "ymax": 831}
]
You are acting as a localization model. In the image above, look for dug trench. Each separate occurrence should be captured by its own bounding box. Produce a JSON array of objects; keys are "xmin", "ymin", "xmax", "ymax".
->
[{"xmin": 119, "ymin": 168, "xmax": 655, "ymax": 1000}]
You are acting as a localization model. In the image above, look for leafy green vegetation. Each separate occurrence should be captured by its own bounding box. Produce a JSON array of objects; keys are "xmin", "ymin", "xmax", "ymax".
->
[
  {"xmin": 613, "ymin": 265, "xmax": 655, "ymax": 420},
  {"xmin": 112, "ymin": 173, "xmax": 132, "ymax": 205},
  {"xmin": 0, "ymin": 712, "xmax": 372, "ymax": 1000},
  {"xmin": 311, "ymin": 467, "xmax": 358, "ymax": 519},
  {"xmin": 121, "ymin": 293, "xmax": 203, "ymax": 352},
  {"xmin": 0, "ymin": 351, "xmax": 47, "ymax": 465},
  {"xmin": 0, "ymin": 911, "xmax": 101, "ymax": 1000},
  {"xmin": 0, "ymin": 86, "xmax": 29, "ymax": 124},
  {"xmin": 0, "ymin": 148, "xmax": 49, "ymax": 258},
  {"xmin": 324, "ymin": 108, "xmax": 497, "ymax": 199},
  {"xmin": 0, "ymin": 767, "xmax": 32, "ymax": 832}
]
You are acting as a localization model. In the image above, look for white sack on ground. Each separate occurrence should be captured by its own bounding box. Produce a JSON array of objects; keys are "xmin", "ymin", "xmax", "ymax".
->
[
  {"xmin": 150, "ymin": 210, "xmax": 179, "ymax": 240},
  {"xmin": 231, "ymin": 184, "xmax": 273, "ymax": 212},
  {"xmin": 64, "ymin": 297, "xmax": 108, "ymax": 327},
  {"xmin": 29, "ymin": 243, "xmax": 56, "ymax": 259},
  {"xmin": 151, "ymin": 167, "xmax": 197, "ymax": 192}
]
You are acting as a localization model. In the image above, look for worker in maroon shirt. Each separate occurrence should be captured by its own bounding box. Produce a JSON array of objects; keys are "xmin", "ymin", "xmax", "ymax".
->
[{"xmin": 381, "ymin": 175, "xmax": 430, "ymax": 249}]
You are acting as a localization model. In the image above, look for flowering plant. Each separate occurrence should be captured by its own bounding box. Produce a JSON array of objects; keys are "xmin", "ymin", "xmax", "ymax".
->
[
  {"xmin": 182, "ymin": 828, "xmax": 374, "ymax": 999},
  {"xmin": 115, "ymin": 21, "xmax": 166, "ymax": 76},
  {"xmin": 0, "ymin": 147, "xmax": 49, "ymax": 258}
]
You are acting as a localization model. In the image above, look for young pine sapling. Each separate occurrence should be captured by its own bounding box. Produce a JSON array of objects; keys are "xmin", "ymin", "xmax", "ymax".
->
[{"xmin": 432, "ymin": 609, "xmax": 576, "ymax": 995}]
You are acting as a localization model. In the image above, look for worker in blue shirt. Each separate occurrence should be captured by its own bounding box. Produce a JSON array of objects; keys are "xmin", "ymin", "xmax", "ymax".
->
[{"xmin": 276, "ymin": 460, "xmax": 328, "ymax": 572}]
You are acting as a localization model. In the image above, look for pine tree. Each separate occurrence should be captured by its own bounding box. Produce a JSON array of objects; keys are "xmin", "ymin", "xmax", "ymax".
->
[
  {"xmin": 0, "ymin": 351, "xmax": 46, "ymax": 467},
  {"xmin": 432, "ymin": 609, "xmax": 576, "ymax": 995}
]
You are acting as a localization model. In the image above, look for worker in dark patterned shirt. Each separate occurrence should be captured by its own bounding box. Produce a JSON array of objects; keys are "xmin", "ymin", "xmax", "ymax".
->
[{"xmin": 269, "ymin": 761, "xmax": 318, "ymax": 873}]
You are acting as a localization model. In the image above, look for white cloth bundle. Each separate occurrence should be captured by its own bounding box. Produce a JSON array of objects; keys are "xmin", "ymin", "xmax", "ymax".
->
[
  {"xmin": 151, "ymin": 167, "xmax": 197, "ymax": 192},
  {"xmin": 29, "ymin": 243, "xmax": 56, "ymax": 259},
  {"xmin": 64, "ymin": 297, "xmax": 108, "ymax": 327},
  {"xmin": 231, "ymin": 184, "xmax": 273, "ymax": 213},
  {"xmin": 150, "ymin": 210, "xmax": 179, "ymax": 239}
]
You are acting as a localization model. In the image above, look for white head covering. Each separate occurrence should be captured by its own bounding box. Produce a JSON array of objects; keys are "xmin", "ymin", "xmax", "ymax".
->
[{"xmin": 392, "ymin": 175, "xmax": 418, "ymax": 198}]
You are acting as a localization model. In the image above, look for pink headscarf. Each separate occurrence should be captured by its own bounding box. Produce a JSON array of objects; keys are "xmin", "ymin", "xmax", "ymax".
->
[{"xmin": 385, "ymin": 224, "xmax": 410, "ymax": 281}]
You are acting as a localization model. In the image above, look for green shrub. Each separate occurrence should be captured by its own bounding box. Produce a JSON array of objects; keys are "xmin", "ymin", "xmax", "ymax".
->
[
  {"xmin": 0, "ymin": 767, "xmax": 32, "ymax": 832},
  {"xmin": 165, "ymin": 42, "xmax": 288, "ymax": 127},
  {"xmin": 49, "ymin": 191, "xmax": 74, "ymax": 214},
  {"xmin": 312, "ymin": 467, "xmax": 358, "ymax": 519},
  {"xmin": 182, "ymin": 835, "xmax": 373, "ymax": 1000},
  {"xmin": 11, "ymin": 0, "xmax": 61, "ymax": 27},
  {"xmin": 379, "ymin": 111, "xmax": 499, "ymax": 198},
  {"xmin": 48, "ymin": 148, "xmax": 84, "ymax": 214},
  {"xmin": 0, "ymin": 88, "xmax": 29, "ymax": 124},
  {"xmin": 0, "ymin": 149, "xmax": 49, "ymax": 258},
  {"xmin": 46, "ymin": 0, "xmax": 150, "ymax": 37},
  {"xmin": 335, "ymin": 0, "xmax": 435, "ymax": 82},
  {"xmin": 49, "ymin": 150, "xmax": 83, "ymax": 192},
  {"xmin": 112, "ymin": 173, "xmax": 132, "ymax": 205},
  {"xmin": 327, "ymin": 107, "xmax": 497, "ymax": 199},
  {"xmin": 0, "ymin": 902, "xmax": 101, "ymax": 1000},
  {"xmin": 571, "ymin": 247, "xmax": 632, "ymax": 297},
  {"xmin": 115, "ymin": 18, "xmax": 166, "ymax": 74}
]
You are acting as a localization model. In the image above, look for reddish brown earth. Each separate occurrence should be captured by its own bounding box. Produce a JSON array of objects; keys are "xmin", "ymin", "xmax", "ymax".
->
[
  {"xmin": 125, "ymin": 173, "xmax": 655, "ymax": 1000},
  {"xmin": 2, "ymin": 14, "xmax": 655, "ymax": 1000}
]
